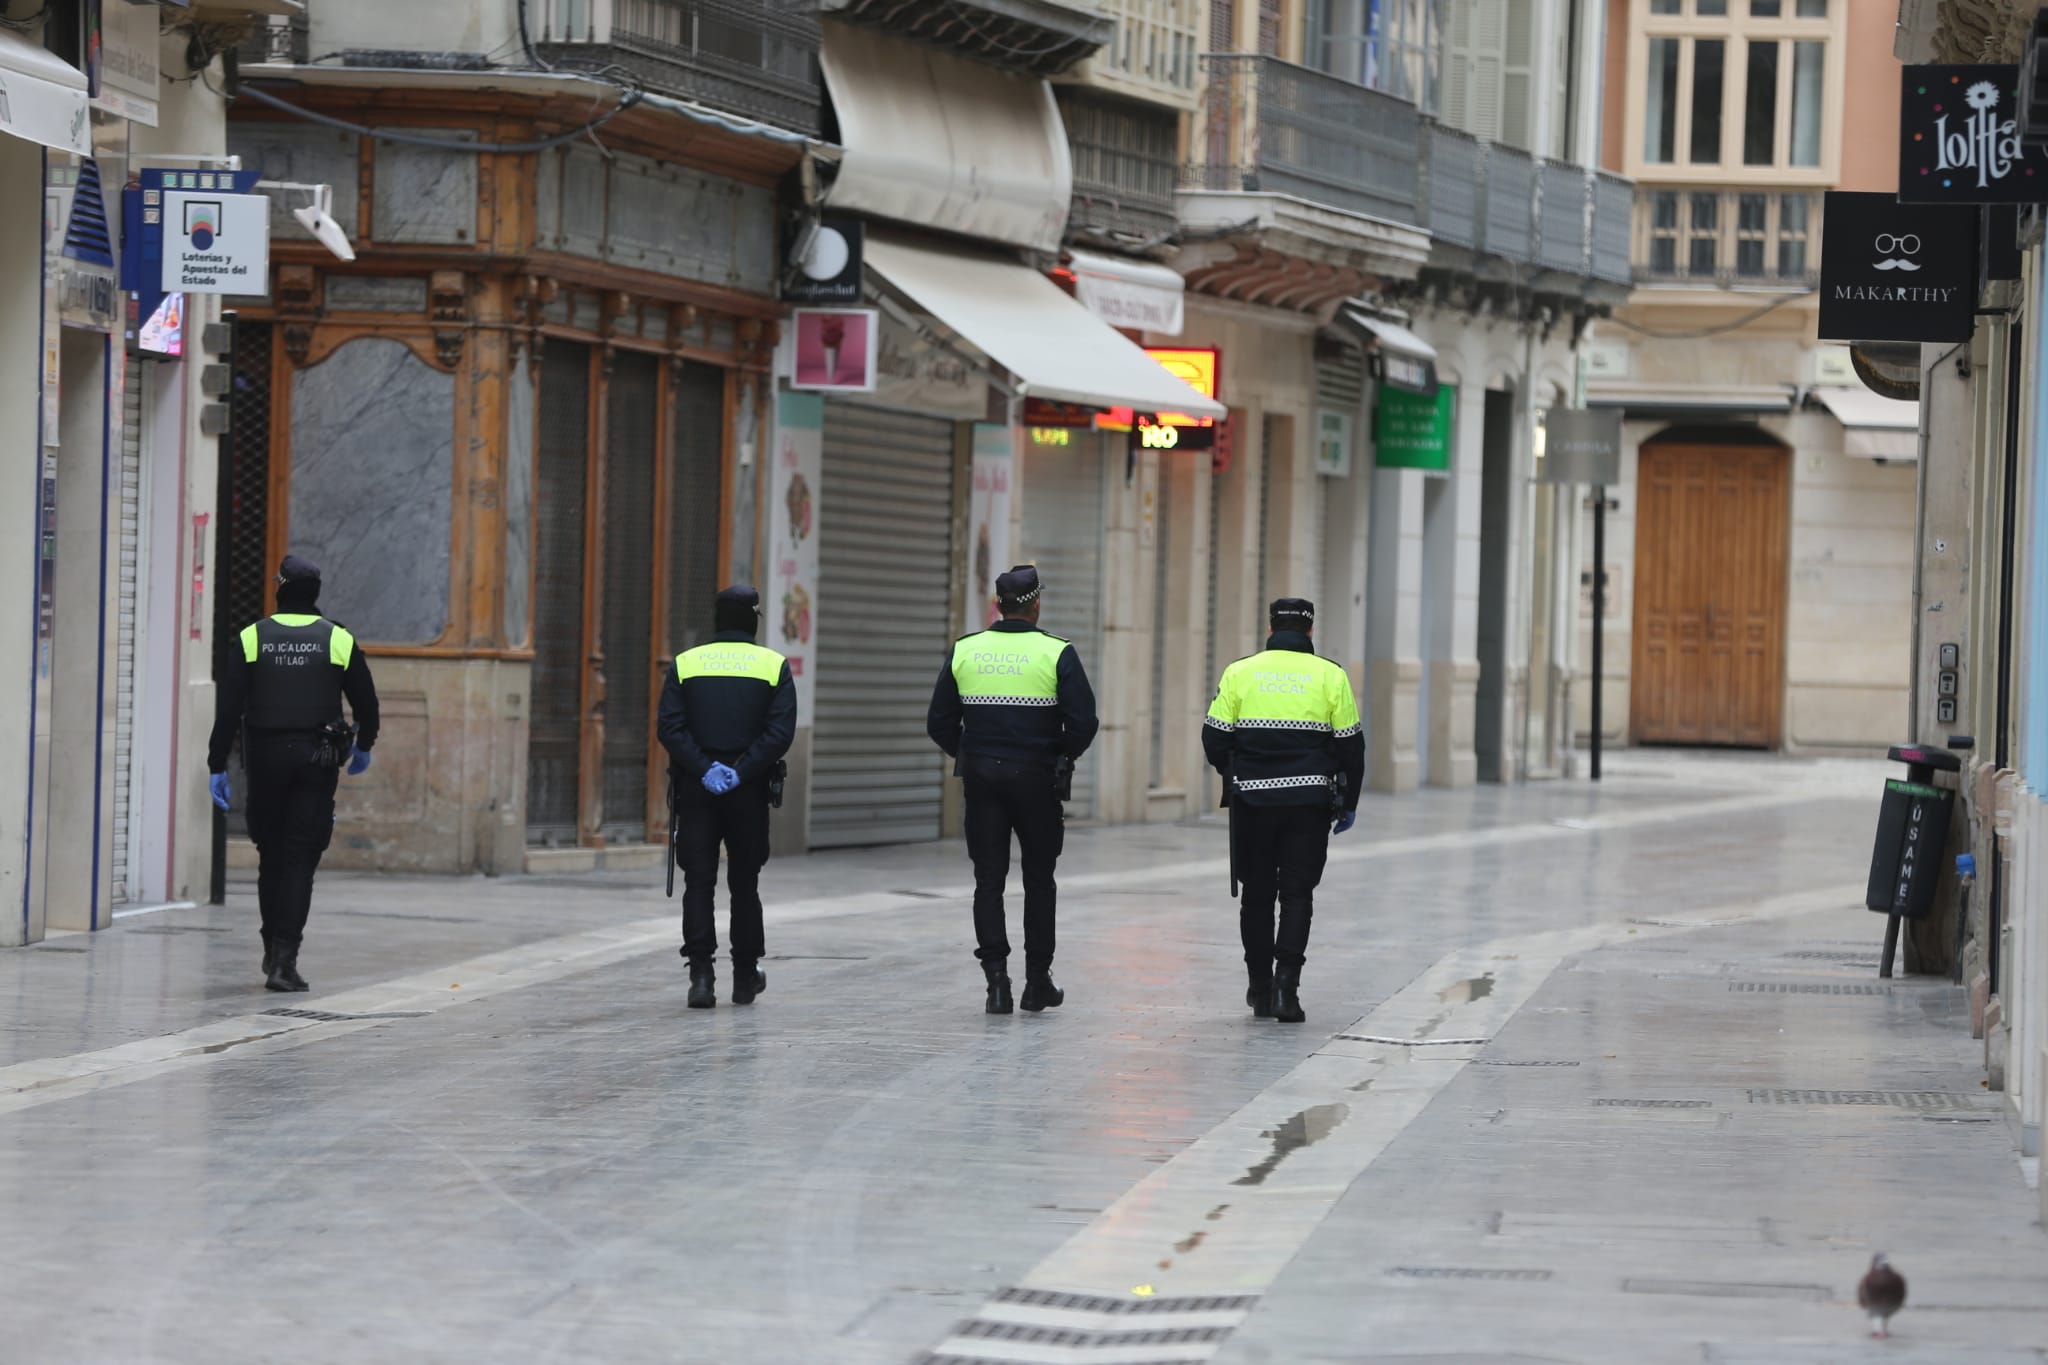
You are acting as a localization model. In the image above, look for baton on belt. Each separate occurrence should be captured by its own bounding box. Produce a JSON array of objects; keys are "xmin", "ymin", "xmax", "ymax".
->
[
  {"xmin": 1224, "ymin": 763, "xmax": 1239, "ymax": 899},
  {"xmin": 665, "ymin": 781, "xmax": 678, "ymax": 899}
]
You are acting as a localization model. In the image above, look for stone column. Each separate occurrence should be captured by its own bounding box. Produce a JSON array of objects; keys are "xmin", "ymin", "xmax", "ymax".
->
[{"xmin": 1367, "ymin": 462, "xmax": 1424, "ymax": 792}]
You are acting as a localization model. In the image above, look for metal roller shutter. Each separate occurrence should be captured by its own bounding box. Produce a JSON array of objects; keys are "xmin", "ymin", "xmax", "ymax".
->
[
  {"xmin": 1021, "ymin": 435, "xmax": 1107, "ymax": 819},
  {"xmin": 110, "ymin": 355, "xmax": 145, "ymax": 905},
  {"xmin": 600, "ymin": 351, "xmax": 659, "ymax": 842},
  {"xmin": 1311, "ymin": 347, "xmax": 1366, "ymax": 611},
  {"xmin": 528, "ymin": 342, "xmax": 592, "ymax": 845},
  {"xmin": 812, "ymin": 404, "xmax": 956, "ymax": 847}
]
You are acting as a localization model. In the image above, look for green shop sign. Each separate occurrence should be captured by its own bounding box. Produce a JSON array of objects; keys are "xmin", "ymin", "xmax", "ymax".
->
[{"xmin": 1375, "ymin": 383, "xmax": 1455, "ymax": 472}]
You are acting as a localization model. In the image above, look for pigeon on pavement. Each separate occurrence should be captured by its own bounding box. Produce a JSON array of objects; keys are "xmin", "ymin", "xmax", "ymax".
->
[{"xmin": 1857, "ymin": 1253, "xmax": 1907, "ymax": 1338}]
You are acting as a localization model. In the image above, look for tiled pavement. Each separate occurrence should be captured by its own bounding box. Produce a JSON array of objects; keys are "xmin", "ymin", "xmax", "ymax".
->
[{"xmin": 1, "ymin": 753, "xmax": 2042, "ymax": 1364}]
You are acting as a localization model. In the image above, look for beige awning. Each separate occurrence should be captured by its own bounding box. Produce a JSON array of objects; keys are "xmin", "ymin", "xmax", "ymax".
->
[
  {"xmin": 1814, "ymin": 385, "xmax": 1919, "ymax": 460},
  {"xmin": 819, "ymin": 21, "xmax": 1070, "ymax": 253},
  {"xmin": 865, "ymin": 232, "xmax": 1227, "ymax": 419}
]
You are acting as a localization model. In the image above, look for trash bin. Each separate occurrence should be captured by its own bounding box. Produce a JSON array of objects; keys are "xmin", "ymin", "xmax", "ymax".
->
[{"xmin": 1865, "ymin": 744, "xmax": 1960, "ymax": 921}]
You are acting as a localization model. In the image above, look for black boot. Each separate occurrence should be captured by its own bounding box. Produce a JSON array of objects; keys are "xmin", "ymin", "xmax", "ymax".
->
[
  {"xmin": 1270, "ymin": 964, "xmax": 1304, "ymax": 1024},
  {"xmin": 732, "ymin": 962, "xmax": 766, "ymax": 1006},
  {"xmin": 687, "ymin": 965, "xmax": 716, "ymax": 1009},
  {"xmin": 1020, "ymin": 968, "xmax": 1064, "ymax": 1013},
  {"xmin": 983, "ymin": 960, "xmax": 1013, "ymax": 1015},
  {"xmin": 268, "ymin": 939, "xmax": 309, "ymax": 994},
  {"xmin": 261, "ymin": 932, "xmax": 277, "ymax": 978},
  {"xmin": 1247, "ymin": 962, "xmax": 1274, "ymax": 1018}
]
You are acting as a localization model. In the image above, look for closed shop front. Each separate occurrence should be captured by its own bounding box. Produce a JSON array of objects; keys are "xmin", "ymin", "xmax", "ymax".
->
[
  {"xmin": 810, "ymin": 402, "xmax": 958, "ymax": 847},
  {"xmin": 1020, "ymin": 433, "xmax": 1108, "ymax": 818},
  {"xmin": 110, "ymin": 353, "xmax": 146, "ymax": 906}
]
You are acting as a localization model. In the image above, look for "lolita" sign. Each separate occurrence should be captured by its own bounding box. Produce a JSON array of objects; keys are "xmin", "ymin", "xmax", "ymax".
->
[{"xmin": 1900, "ymin": 66, "xmax": 2048, "ymax": 203}]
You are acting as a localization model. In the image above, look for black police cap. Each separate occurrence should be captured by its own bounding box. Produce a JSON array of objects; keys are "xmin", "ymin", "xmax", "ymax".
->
[
  {"xmin": 995, "ymin": 564, "xmax": 1042, "ymax": 609},
  {"xmin": 1269, "ymin": 597, "xmax": 1315, "ymax": 626},
  {"xmin": 278, "ymin": 554, "xmax": 322, "ymax": 585}
]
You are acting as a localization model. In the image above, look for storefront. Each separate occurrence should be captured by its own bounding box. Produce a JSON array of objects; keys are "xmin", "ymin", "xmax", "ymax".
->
[{"xmin": 223, "ymin": 76, "xmax": 800, "ymax": 873}]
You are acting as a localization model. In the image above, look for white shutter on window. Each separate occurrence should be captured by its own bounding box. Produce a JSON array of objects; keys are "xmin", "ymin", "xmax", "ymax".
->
[{"xmin": 1501, "ymin": 0, "xmax": 1535, "ymax": 150}]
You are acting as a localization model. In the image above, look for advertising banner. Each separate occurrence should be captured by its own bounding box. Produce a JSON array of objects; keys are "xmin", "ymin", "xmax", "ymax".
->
[
  {"xmin": 769, "ymin": 392, "xmax": 823, "ymax": 718},
  {"xmin": 1375, "ymin": 384, "xmax": 1455, "ymax": 472},
  {"xmin": 967, "ymin": 424, "xmax": 1014, "ymax": 633}
]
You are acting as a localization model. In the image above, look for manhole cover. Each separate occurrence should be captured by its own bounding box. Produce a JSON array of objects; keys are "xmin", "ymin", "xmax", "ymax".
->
[
  {"xmin": 1746, "ymin": 1089, "xmax": 1988, "ymax": 1110},
  {"xmin": 1624, "ymin": 1278, "xmax": 1829, "ymax": 1300},
  {"xmin": 1729, "ymin": 982, "xmax": 1890, "ymax": 995}
]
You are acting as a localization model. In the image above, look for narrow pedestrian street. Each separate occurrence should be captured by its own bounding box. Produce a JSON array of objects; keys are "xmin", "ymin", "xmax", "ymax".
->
[{"xmin": 2, "ymin": 754, "xmax": 2041, "ymax": 1364}]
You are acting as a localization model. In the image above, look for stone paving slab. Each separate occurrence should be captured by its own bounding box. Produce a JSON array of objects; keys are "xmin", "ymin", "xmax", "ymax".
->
[{"xmin": 3, "ymin": 755, "xmax": 2029, "ymax": 1365}]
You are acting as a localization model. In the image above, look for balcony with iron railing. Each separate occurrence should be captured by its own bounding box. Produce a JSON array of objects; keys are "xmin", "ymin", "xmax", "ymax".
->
[
  {"xmin": 535, "ymin": 0, "xmax": 822, "ymax": 133},
  {"xmin": 1632, "ymin": 187, "xmax": 1823, "ymax": 289},
  {"xmin": 1058, "ymin": 86, "xmax": 1181, "ymax": 243},
  {"xmin": 1181, "ymin": 53, "xmax": 1632, "ymax": 287}
]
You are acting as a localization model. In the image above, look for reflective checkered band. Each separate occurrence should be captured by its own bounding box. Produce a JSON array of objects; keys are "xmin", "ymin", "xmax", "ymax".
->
[
  {"xmin": 1235, "ymin": 718, "xmax": 1334, "ymax": 732},
  {"xmin": 1203, "ymin": 715, "xmax": 1235, "ymax": 731},
  {"xmin": 1233, "ymin": 774, "xmax": 1334, "ymax": 791},
  {"xmin": 962, "ymin": 695, "xmax": 1058, "ymax": 706},
  {"xmin": 1333, "ymin": 723, "xmax": 1362, "ymax": 739}
]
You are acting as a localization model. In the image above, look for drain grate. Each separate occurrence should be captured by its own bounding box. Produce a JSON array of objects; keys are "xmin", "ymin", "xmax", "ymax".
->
[
  {"xmin": 1593, "ymin": 1098, "xmax": 1714, "ymax": 1109},
  {"xmin": 1386, "ymin": 1267, "xmax": 1553, "ymax": 1281},
  {"xmin": 927, "ymin": 1358, "xmax": 1206, "ymax": 1365},
  {"xmin": 261, "ymin": 1008, "xmax": 430, "ymax": 1023},
  {"xmin": 1337, "ymin": 1034, "xmax": 1492, "ymax": 1047},
  {"xmin": 1746, "ymin": 1089, "xmax": 1989, "ymax": 1110},
  {"xmin": 1624, "ymin": 1278, "xmax": 1829, "ymax": 1301},
  {"xmin": 1729, "ymin": 981, "xmax": 1890, "ymax": 995},
  {"xmin": 890, "ymin": 889, "xmax": 945, "ymax": 900},
  {"xmin": 127, "ymin": 924, "xmax": 234, "ymax": 935},
  {"xmin": 957, "ymin": 1320, "xmax": 1230, "ymax": 1347},
  {"xmin": 1477, "ymin": 1059, "xmax": 1581, "ymax": 1067},
  {"xmin": 989, "ymin": 1288, "xmax": 1257, "ymax": 1315},
  {"xmin": 33, "ymin": 945, "xmax": 89, "ymax": 954}
]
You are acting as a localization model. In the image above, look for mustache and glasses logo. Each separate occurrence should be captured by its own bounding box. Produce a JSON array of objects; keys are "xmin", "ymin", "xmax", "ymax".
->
[{"xmin": 1873, "ymin": 233, "xmax": 1922, "ymax": 272}]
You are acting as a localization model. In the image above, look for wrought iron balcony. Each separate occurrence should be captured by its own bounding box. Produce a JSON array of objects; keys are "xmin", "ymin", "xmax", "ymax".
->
[
  {"xmin": 1058, "ymin": 87, "xmax": 1180, "ymax": 243},
  {"xmin": 1633, "ymin": 186, "xmax": 1823, "ymax": 288},
  {"xmin": 1184, "ymin": 52, "xmax": 1424, "ymax": 227},
  {"xmin": 1418, "ymin": 127, "xmax": 1632, "ymax": 283},
  {"xmin": 534, "ymin": 0, "xmax": 821, "ymax": 133},
  {"xmin": 819, "ymin": 0, "xmax": 1111, "ymax": 76}
]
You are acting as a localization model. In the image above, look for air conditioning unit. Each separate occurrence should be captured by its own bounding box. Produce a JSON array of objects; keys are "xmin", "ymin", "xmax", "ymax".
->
[{"xmin": 2018, "ymin": 7, "xmax": 2048, "ymax": 148}]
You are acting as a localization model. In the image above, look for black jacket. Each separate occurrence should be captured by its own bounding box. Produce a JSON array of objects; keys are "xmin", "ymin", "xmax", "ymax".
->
[
  {"xmin": 927, "ymin": 618, "xmax": 1099, "ymax": 771},
  {"xmin": 208, "ymin": 616, "xmax": 379, "ymax": 772},
  {"xmin": 656, "ymin": 631, "xmax": 797, "ymax": 787}
]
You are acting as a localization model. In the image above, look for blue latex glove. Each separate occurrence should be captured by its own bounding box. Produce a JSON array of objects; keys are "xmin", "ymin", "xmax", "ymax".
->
[
  {"xmin": 208, "ymin": 773, "xmax": 230, "ymax": 811},
  {"xmin": 702, "ymin": 762, "xmax": 739, "ymax": 795},
  {"xmin": 347, "ymin": 746, "xmax": 373, "ymax": 776},
  {"xmin": 1332, "ymin": 810, "xmax": 1356, "ymax": 836}
]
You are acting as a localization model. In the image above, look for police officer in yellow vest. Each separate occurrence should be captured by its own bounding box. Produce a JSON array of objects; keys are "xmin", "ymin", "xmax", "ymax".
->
[
  {"xmin": 207, "ymin": 556, "xmax": 381, "ymax": 992},
  {"xmin": 657, "ymin": 585, "xmax": 796, "ymax": 1009},
  {"xmin": 927, "ymin": 565, "xmax": 1099, "ymax": 1014},
  {"xmin": 1203, "ymin": 597, "xmax": 1364, "ymax": 1023}
]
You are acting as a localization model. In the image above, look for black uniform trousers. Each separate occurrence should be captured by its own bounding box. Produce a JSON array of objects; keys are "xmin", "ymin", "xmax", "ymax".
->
[
  {"xmin": 1234, "ymin": 803, "xmax": 1332, "ymax": 972},
  {"xmin": 242, "ymin": 731, "xmax": 340, "ymax": 945},
  {"xmin": 675, "ymin": 779, "xmax": 772, "ymax": 969},
  {"xmin": 962, "ymin": 758, "xmax": 1065, "ymax": 972}
]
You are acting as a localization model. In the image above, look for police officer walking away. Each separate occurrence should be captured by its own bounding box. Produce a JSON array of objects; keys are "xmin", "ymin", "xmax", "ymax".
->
[
  {"xmin": 208, "ymin": 556, "xmax": 380, "ymax": 992},
  {"xmin": 1202, "ymin": 598, "xmax": 1363, "ymax": 1023},
  {"xmin": 657, "ymin": 585, "xmax": 796, "ymax": 1010},
  {"xmin": 927, "ymin": 565, "xmax": 1099, "ymax": 1015}
]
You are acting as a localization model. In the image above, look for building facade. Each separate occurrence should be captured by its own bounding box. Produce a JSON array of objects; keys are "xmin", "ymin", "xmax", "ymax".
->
[
  {"xmin": 1582, "ymin": 0, "xmax": 1917, "ymax": 755},
  {"xmin": 4, "ymin": 1, "xmax": 257, "ymax": 946}
]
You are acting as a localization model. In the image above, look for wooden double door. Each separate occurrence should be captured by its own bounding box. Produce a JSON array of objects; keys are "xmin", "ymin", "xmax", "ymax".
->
[{"xmin": 1630, "ymin": 441, "xmax": 1790, "ymax": 748}]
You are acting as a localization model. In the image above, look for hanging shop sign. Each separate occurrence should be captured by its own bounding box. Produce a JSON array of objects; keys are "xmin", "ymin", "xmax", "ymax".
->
[
  {"xmin": 872, "ymin": 305, "xmax": 986, "ymax": 419},
  {"xmin": 1374, "ymin": 383, "xmax": 1455, "ymax": 472},
  {"xmin": 1817, "ymin": 192, "xmax": 1977, "ymax": 343},
  {"xmin": 1314, "ymin": 408, "xmax": 1354, "ymax": 478},
  {"xmin": 1537, "ymin": 408, "xmax": 1623, "ymax": 485},
  {"xmin": 1900, "ymin": 66, "xmax": 2048, "ymax": 203},
  {"xmin": 783, "ymin": 214, "xmax": 863, "ymax": 305},
  {"xmin": 161, "ymin": 190, "xmax": 271, "ymax": 294},
  {"xmin": 1130, "ymin": 414, "xmax": 1214, "ymax": 452},
  {"xmin": 788, "ymin": 307, "xmax": 879, "ymax": 391},
  {"xmin": 124, "ymin": 168, "xmax": 263, "ymax": 338},
  {"xmin": 94, "ymin": 0, "xmax": 161, "ymax": 126}
]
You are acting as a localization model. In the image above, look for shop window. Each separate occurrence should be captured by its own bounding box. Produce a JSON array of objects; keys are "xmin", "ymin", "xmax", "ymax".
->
[{"xmin": 288, "ymin": 337, "xmax": 455, "ymax": 644}]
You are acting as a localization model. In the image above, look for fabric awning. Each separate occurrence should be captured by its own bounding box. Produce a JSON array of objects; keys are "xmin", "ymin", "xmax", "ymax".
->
[
  {"xmin": 0, "ymin": 30, "xmax": 89, "ymax": 156},
  {"xmin": 819, "ymin": 21, "xmax": 1070, "ymax": 253},
  {"xmin": 1340, "ymin": 310, "xmax": 1438, "ymax": 394},
  {"xmin": 1586, "ymin": 382, "xmax": 1794, "ymax": 415},
  {"xmin": 1066, "ymin": 249, "xmax": 1185, "ymax": 336},
  {"xmin": 1814, "ymin": 385, "xmax": 1920, "ymax": 460},
  {"xmin": 865, "ymin": 232, "xmax": 1227, "ymax": 419}
]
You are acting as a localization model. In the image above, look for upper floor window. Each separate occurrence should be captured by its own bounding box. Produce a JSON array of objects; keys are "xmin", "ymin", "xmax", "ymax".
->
[
  {"xmin": 1307, "ymin": 0, "xmax": 1443, "ymax": 111},
  {"xmin": 1633, "ymin": 0, "xmax": 1836, "ymax": 176}
]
